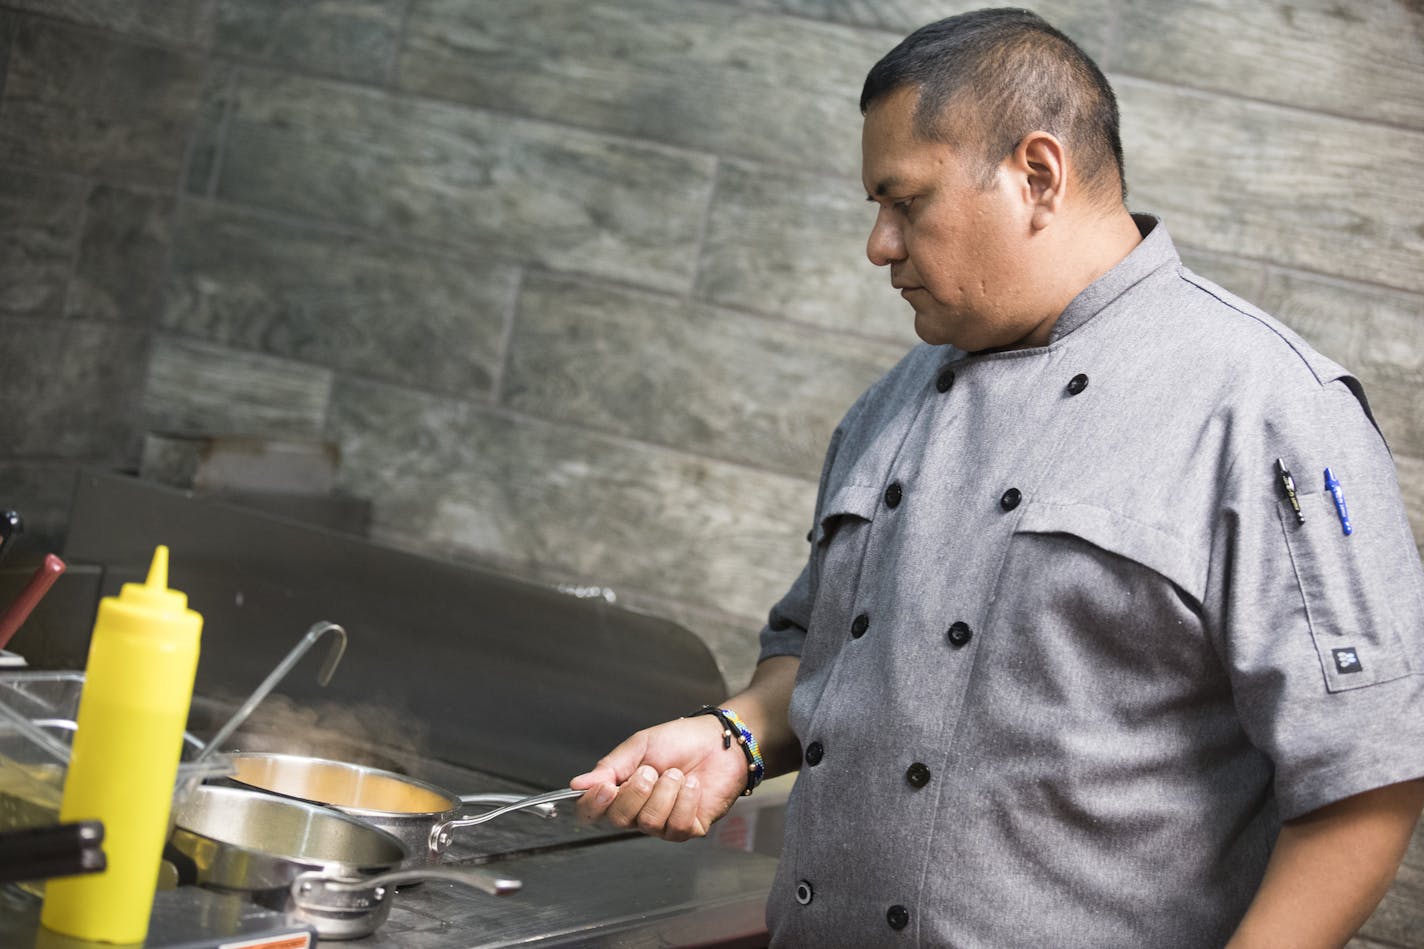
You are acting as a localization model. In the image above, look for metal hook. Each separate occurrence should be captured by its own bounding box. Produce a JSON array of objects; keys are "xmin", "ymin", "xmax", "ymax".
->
[{"xmin": 195, "ymin": 620, "xmax": 347, "ymax": 762}]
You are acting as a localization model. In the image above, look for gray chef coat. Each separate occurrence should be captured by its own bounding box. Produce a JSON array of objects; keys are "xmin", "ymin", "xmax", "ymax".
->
[{"xmin": 757, "ymin": 216, "xmax": 1424, "ymax": 948}]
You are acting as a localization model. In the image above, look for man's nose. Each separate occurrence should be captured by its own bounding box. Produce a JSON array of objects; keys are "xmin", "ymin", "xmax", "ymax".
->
[{"xmin": 866, "ymin": 209, "xmax": 905, "ymax": 267}]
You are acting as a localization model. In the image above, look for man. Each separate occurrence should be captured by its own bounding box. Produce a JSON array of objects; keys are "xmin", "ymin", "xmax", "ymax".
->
[{"xmin": 573, "ymin": 9, "xmax": 1424, "ymax": 947}]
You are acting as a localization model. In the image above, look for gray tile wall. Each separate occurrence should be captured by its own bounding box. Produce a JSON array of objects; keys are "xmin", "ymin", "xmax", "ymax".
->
[{"xmin": 1, "ymin": 5, "xmax": 1422, "ymax": 934}]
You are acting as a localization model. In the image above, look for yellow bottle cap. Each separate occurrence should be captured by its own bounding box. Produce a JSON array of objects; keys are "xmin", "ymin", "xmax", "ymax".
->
[{"xmin": 97, "ymin": 545, "xmax": 203, "ymax": 639}]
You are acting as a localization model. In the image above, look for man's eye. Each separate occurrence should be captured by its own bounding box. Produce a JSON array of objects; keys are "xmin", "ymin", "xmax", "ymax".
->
[{"xmin": 892, "ymin": 198, "xmax": 915, "ymax": 214}]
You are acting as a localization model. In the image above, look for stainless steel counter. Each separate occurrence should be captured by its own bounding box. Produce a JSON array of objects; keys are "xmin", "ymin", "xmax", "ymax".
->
[
  {"xmin": 360, "ymin": 836, "xmax": 775, "ymax": 948},
  {"xmin": 2, "ymin": 474, "xmax": 785, "ymax": 947}
]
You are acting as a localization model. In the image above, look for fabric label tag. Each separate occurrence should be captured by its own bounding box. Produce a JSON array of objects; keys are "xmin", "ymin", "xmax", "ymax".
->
[{"xmin": 1332, "ymin": 647, "xmax": 1363, "ymax": 674}]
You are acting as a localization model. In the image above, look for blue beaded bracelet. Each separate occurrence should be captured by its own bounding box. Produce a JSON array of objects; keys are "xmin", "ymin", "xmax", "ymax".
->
[{"xmin": 690, "ymin": 705, "xmax": 766, "ymax": 796}]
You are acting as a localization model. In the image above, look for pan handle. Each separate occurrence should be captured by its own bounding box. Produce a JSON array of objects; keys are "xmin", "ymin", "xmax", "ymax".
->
[
  {"xmin": 458, "ymin": 792, "xmax": 558, "ymax": 819},
  {"xmin": 430, "ymin": 787, "xmax": 585, "ymax": 854},
  {"xmin": 292, "ymin": 865, "xmax": 522, "ymax": 904}
]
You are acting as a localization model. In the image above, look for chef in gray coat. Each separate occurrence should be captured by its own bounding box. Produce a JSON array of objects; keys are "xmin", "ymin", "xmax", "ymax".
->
[{"xmin": 574, "ymin": 9, "xmax": 1424, "ymax": 947}]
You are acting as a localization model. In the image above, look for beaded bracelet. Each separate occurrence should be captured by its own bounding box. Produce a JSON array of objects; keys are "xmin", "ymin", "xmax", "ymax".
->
[{"xmin": 689, "ymin": 705, "xmax": 766, "ymax": 796}]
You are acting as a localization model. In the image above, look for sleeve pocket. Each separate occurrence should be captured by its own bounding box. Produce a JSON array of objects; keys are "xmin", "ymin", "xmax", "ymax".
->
[{"xmin": 1279, "ymin": 484, "xmax": 1418, "ymax": 693}]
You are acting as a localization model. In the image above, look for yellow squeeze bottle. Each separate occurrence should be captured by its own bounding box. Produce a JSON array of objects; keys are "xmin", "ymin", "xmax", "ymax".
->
[{"xmin": 41, "ymin": 545, "xmax": 203, "ymax": 943}]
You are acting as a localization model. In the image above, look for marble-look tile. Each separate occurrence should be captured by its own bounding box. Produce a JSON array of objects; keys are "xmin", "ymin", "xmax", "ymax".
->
[
  {"xmin": 0, "ymin": 17, "xmax": 206, "ymax": 188},
  {"xmin": 1119, "ymin": 0, "xmax": 1424, "ymax": 132},
  {"xmin": 0, "ymin": 318, "xmax": 146, "ymax": 460},
  {"xmin": 0, "ymin": 167, "xmax": 86, "ymax": 320},
  {"xmin": 1260, "ymin": 273, "xmax": 1424, "ymax": 382},
  {"xmin": 1175, "ymin": 245, "xmax": 1266, "ymax": 303},
  {"xmin": 0, "ymin": 0, "xmax": 216, "ymax": 50},
  {"xmin": 163, "ymin": 200, "xmax": 516, "ymax": 398},
  {"xmin": 1259, "ymin": 272, "xmax": 1424, "ymax": 461},
  {"xmin": 724, "ymin": 0, "xmax": 1114, "ymax": 60},
  {"xmin": 0, "ymin": 463, "xmax": 81, "ymax": 559},
  {"xmin": 504, "ymin": 272, "xmax": 906, "ymax": 478},
  {"xmin": 398, "ymin": 0, "xmax": 883, "ymax": 177},
  {"xmin": 215, "ymin": 70, "xmax": 716, "ymax": 293},
  {"xmin": 184, "ymin": 63, "xmax": 235, "ymax": 197},
  {"xmin": 1399, "ymin": 454, "xmax": 1424, "ymax": 554},
  {"xmin": 142, "ymin": 335, "xmax": 332, "ymax": 440},
  {"xmin": 0, "ymin": 12, "xmax": 14, "ymax": 104},
  {"xmin": 1119, "ymin": 79, "xmax": 1424, "ymax": 295},
  {"xmin": 1358, "ymin": 861, "xmax": 1424, "ymax": 949},
  {"xmin": 215, "ymin": 0, "xmax": 404, "ymax": 84},
  {"xmin": 698, "ymin": 159, "xmax": 918, "ymax": 343},
  {"xmin": 67, "ymin": 185, "xmax": 175, "ymax": 325},
  {"xmin": 329, "ymin": 379, "xmax": 815, "ymax": 620}
]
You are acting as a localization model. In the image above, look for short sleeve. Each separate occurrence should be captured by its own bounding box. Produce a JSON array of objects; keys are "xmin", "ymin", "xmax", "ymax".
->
[{"xmin": 1216, "ymin": 380, "xmax": 1424, "ymax": 819}]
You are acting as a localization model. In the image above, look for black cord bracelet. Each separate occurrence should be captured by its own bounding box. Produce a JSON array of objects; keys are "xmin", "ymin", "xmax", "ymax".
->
[{"xmin": 687, "ymin": 705, "xmax": 766, "ymax": 796}]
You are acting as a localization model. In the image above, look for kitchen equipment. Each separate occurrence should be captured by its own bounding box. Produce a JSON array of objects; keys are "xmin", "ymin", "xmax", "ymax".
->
[
  {"xmin": 0, "ymin": 819, "xmax": 104, "ymax": 884},
  {"xmin": 0, "ymin": 672, "xmax": 232, "ymax": 852},
  {"xmin": 56, "ymin": 472, "xmax": 773, "ymax": 947},
  {"xmin": 0, "ymin": 511, "xmax": 21, "ymax": 563},
  {"xmin": 0, "ymin": 554, "xmax": 65, "ymax": 652},
  {"xmin": 225, "ymin": 751, "xmax": 579, "ymax": 863},
  {"xmin": 169, "ymin": 785, "xmax": 520, "ymax": 939},
  {"xmin": 194, "ymin": 619, "xmax": 347, "ymax": 763},
  {"xmin": 42, "ymin": 545, "xmax": 205, "ymax": 943},
  {"xmin": 290, "ymin": 865, "xmax": 519, "ymax": 939}
]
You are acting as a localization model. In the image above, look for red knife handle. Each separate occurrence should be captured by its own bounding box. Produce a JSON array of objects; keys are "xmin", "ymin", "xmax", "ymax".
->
[{"xmin": 0, "ymin": 553, "xmax": 66, "ymax": 651}]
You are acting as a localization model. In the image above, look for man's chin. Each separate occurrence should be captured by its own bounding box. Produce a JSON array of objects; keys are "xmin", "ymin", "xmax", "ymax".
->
[{"xmin": 912, "ymin": 311, "xmax": 959, "ymax": 348}]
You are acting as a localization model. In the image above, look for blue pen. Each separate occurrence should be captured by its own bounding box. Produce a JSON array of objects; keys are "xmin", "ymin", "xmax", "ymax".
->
[{"xmin": 1324, "ymin": 467, "xmax": 1352, "ymax": 536}]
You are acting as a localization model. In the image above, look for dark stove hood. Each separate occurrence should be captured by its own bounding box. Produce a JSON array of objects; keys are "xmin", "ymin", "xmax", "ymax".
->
[{"xmin": 58, "ymin": 471, "xmax": 729, "ymax": 789}]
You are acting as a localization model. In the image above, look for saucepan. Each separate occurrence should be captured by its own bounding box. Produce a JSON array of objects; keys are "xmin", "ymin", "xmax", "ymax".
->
[
  {"xmin": 223, "ymin": 751, "xmax": 583, "ymax": 864},
  {"xmin": 169, "ymin": 785, "xmax": 521, "ymax": 939}
]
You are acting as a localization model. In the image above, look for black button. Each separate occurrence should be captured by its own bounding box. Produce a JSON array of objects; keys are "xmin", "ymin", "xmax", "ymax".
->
[
  {"xmin": 905, "ymin": 762, "xmax": 931, "ymax": 788},
  {"xmin": 884, "ymin": 482, "xmax": 903, "ymax": 509},
  {"xmin": 887, "ymin": 905, "xmax": 910, "ymax": 930},
  {"xmin": 935, "ymin": 368, "xmax": 955, "ymax": 393},
  {"xmin": 795, "ymin": 880, "xmax": 813, "ymax": 905},
  {"xmin": 850, "ymin": 613, "xmax": 869, "ymax": 639},
  {"xmin": 1067, "ymin": 373, "xmax": 1089, "ymax": 395},
  {"xmin": 1000, "ymin": 488, "xmax": 1021, "ymax": 511},
  {"xmin": 946, "ymin": 621, "xmax": 972, "ymax": 648},
  {"xmin": 805, "ymin": 741, "xmax": 824, "ymax": 766}
]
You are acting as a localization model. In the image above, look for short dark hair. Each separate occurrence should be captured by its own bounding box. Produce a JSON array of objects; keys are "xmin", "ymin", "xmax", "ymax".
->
[{"xmin": 861, "ymin": 8, "xmax": 1126, "ymax": 203}]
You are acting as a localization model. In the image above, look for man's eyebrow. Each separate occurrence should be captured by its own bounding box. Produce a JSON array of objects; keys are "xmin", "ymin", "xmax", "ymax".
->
[{"xmin": 865, "ymin": 178, "xmax": 901, "ymax": 200}]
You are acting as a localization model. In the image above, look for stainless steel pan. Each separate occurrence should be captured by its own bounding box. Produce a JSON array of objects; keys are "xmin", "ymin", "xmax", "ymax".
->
[
  {"xmin": 225, "ymin": 751, "xmax": 582, "ymax": 863},
  {"xmin": 169, "ymin": 785, "xmax": 519, "ymax": 939}
]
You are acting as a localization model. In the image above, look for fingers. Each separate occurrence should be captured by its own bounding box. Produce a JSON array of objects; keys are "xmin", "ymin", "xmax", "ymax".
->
[
  {"xmin": 666, "ymin": 773, "xmax": 705, "ymax": 841},
  {"xmin": 570, "ymin": 731, "xmax": 651, "ymax": 794},
  {"xmin": 594, "ymin": 766, "xmax": 707, "ymax": 841}
]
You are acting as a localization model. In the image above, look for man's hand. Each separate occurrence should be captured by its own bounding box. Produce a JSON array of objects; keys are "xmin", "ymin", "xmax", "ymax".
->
[
  {"xmin": 571, "ymin": 714, "xmax": 750, "ymax": 840},
  {"xmin": 571, "ymin": 654, "xmax": 801, "ymax": 841}
]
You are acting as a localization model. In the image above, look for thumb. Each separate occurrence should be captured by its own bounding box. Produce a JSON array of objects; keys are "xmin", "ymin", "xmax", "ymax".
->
[{"xmin": 570, "ymin": 731, "xmax": 650, "ymax": 789}]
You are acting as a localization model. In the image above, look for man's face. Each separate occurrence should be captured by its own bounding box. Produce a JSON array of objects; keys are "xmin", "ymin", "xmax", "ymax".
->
[{"xmin": 862, "ymin": 86, "xmax": 1037, "ymax": 351}]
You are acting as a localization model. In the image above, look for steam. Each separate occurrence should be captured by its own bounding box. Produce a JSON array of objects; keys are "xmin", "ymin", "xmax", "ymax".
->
[{"xmin": 191, "ymin": 691, "xmax": 431, "ymax": 774}]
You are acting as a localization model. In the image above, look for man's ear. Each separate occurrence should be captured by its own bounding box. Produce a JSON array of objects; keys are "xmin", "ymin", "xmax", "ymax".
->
[{"xmin": 1012, "ymin": 131, "xmax": 1066, "ymax": 230}]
